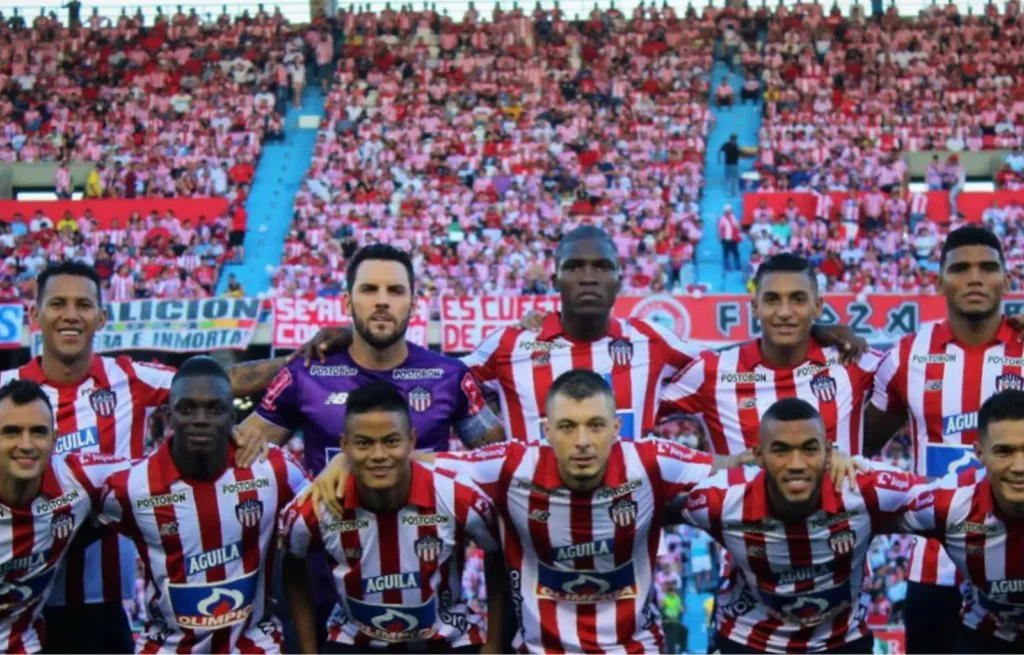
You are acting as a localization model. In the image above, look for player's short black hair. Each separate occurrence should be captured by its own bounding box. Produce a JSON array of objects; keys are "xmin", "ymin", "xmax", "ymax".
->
[
  {"xmin": 0, "ymin": 379, "xmax": 54, "ymax": 420},
  {"xmin": 37, "ymin": 261, "xmax": 104, "ymax": 304},
  {"xmin": 754, "ymin": 253, "xmax": 818, "ymax": 295},
  {"xmin": 171, "ymin": 356, "xmax": 230, "ymax": 386},
  {"xmin": 940, "ymin": 225, "xmax": 1005, "ymax": 269},
  {"xmin": 345, "ymin": 244, "xmax": 415, "ymax": 296},
  {"xmin": 978, "ymin": 389, "xmax": 1024, "ymax": 441},
  {"xmin": 344, "ymin": 381, "xmax": 411, "ymax": 433},
  {"xmin": 545, "ymin": 369, "xmax": 615, "ymax": 414},
  {"xmin": 762, "ymin": 397, "xmax": 822, "ymax": 424},
  {"xmin": 554, "ymin": 226, "xmax": 618, "ymax": 268}
]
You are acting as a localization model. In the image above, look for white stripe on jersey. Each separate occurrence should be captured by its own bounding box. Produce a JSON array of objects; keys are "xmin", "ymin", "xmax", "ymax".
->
[
  {"xmin": 871, "ymin": 319, "xmax": 1024, "ymax": 586},
  {"xmin": 898, "ymin": 471, "xmax": 1024, "ymax": 644},
  {"xmin": 682, "ymin": 468, "xmax": 922, "ymax": 653},
  {"xmin": 434, "ymin": 439, "xmax": 715, "ymax": 653},
  {"xmin": 0, "ymin": 454, "xmax": 128, "ymax": 654},
  {"xmin": 279, "ymin": 463, "xmax": 497, "ymax": 649},
  {"xmin": 98, "ymin": 444, "xmax": 308, "ymax": 653}
]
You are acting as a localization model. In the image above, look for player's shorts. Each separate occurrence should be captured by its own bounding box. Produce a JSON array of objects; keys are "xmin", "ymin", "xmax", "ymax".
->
[
  {"xmin": 904, "ymin": 581, "xmax": 961, "ymax": 654},
  {"xmin": 952, "ymin": 624, "xmax": 1021, "ymax": 655},
  {"xmin": 713, "ymin": 631, "xmax": 874, "ymax": 654},
  {"xmin": 692, "ymin": 554, "xmax": 713, "ymax": 573}
]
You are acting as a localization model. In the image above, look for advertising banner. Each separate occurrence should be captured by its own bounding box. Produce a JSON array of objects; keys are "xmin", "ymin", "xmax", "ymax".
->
[
  {"xmin": 271, "ymin": 297, "xmax": 431, "ymax": 349},
  {"xmin": 873, "ymin": 627, "xmax": 905, "ymax": 654},
  {"xmin": 439, "ymin": 293, "xmax": 1024, "ymax": 353},
  {"xmin": 0, "ymin": 198, "xmax": 230, "ymax": 230},
  {"xmin": 0, "ymin": 303, "xmax": 23, "ymax": 349},
  {"xmin": 30, "ymin": 298, "xmax": 260, "ymax": 355}
]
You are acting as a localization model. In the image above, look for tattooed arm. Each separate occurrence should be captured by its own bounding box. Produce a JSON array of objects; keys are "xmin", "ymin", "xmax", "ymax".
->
[{"xmin": 225, "ymin": 357, "xmax": 291, "ymax": 398}]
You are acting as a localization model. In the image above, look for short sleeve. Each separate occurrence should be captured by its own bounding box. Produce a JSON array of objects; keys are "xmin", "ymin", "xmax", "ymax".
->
[
  {"xmin": 458, "ymin": 328, "xmax": 506, "ymax": 391},
  {"xmin": 255, "ymin": 360, "xmax": 303, "ymax": 431},
  {"xmin": 891, "ymin": 475, "xmax": 961, "ymax": 540},
  {"xmin": 659, "ymin": 356, "xmax": 706, "ymax": 419},
  {"xmin": 126, "ymin": 359, "xmax": 176, "ymax": 409},
  {"xmin": 95, "ymin": 469, "xmax": 131, "ymax": 533},
  {"xmin": 278, "ymin": 494, "xmax": 320, "ymax": 558},
  {"xmin": 640, "ymin": 318, "xmax": 704, "ymax": 375},
  {"xmin": 870, "ymin": 345, "xmax": 906, "ymax": 414},
  {"xmin": 638, "ymin": 439, "xmax": 714, "ymax": 501},
  {"xmin": 65, "ymin": 453, "xmax": 133, "ymax": 508},
  {"xmin": 678, "ymin": 472, "xmax": 729, "ymax": 536},
  {"xmin": 452, "ymin": 479, "xmax": 500, "ymax": 553}
]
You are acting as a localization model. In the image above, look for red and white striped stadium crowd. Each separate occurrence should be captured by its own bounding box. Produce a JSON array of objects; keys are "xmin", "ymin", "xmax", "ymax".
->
[{"xmin": 271, "ymin": 2, "xmax": 714, "ymax": 299}]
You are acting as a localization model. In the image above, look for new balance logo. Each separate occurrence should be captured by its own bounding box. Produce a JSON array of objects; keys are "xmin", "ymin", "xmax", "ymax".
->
[{"xmin": 324, "ymin": 393, "xmax": 349, "ymax": 405}]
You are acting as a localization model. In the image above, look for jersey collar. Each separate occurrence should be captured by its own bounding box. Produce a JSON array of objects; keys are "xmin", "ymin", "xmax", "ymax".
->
[
  {"xmin": 746, "ymin": 470, "xmax": 840, "ymax": 522},
  {"xmin": 533, "ymin": 442, "xmax": 628, "ymax": 492},
  {"xmin": 343, "ymin": 460, "xmax": 435, "ymax": 512},
  {"xmin": 150, "ymin": 438, "xmax": 237, "ymax": 489},
  {"xmin": 738, "ymin": 337, "xmax": 829, "ymax": 371},
  {"xmin": 536, "ymin": 312, "xmax": 624, "ymax": 342},
  {"xmin": 22, "ymin": 355, "xmax": 107, "ymax": 389},
  {"xmin": 932, "ymin": 317, "xmax": 1015, "ymax": 347}
]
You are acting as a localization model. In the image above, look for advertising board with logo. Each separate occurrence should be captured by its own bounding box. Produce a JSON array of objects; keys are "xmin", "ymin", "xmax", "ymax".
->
[
  {"xmin": 30, "ymin": 298, "xmax": 261, "ymax": 355},
  {"xmin": 271, "ymin": 297, "xmax": 430, "ymax": 349},
  {"xmin": 438, "ymin": 294, "xmax": 1024, "ymax": 353},
  {"xmin": 0, "ymin": 303, "xmax": 23, "ymax": 349}
]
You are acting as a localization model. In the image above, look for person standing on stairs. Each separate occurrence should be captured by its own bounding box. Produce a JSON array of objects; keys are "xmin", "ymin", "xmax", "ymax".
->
[
  {"xmin": 718, "ymin": 204, "xmax": 743, "ymax": 276},
  {"xmin": 719, "ymin": 133, "xmax": 742, "ymax": 196}
]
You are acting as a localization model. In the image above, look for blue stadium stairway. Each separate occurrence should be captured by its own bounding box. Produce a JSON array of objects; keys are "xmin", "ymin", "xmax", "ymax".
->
[
  {"xmin": 217, "ymin": 85, "xmax": 326, "ymax": 296},
  {"xmin": 698, "ymin": 60, "xmax": 762, "ymax": 293}
]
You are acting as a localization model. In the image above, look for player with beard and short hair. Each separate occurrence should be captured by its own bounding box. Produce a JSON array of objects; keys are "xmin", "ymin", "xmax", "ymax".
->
[
  {"xmin": 238, "ymin": 244, "xmax": 503, "ymax": 647},
  {"xmin": 241, "ymin": 243, "xmax": 504, "ymax": 474},
  {"xmin": 864, "ymin": 226, "xmax": 1024, "ymax": 654}
]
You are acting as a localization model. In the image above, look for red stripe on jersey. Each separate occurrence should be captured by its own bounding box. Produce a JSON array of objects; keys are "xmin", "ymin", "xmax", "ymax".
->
[
  {"xmin": 960, "ymin": 348, "xmax": 987, "ymax": 445},
  {"xmin": 376, "ymin": 513, "xmax": 403, "ymax": 605},
  {"xmin": 450, "ymin": 482, "xmax": 485, "ymax": 646},
  {"xmin": 339, "ymin": 507, "xmax": 363, "ymax": 597},
  {"xmin": 737, "ymin": 488, "xmax": 782, "ymax": 651},
  {"xmin": 734, "ymin": 374, "xmax": 759, "ymax": 452},
  {"xmin": 146, "ymin": 457, "xmax": 192, "ymax": 653},
  {"xmin": 630, "ymin": 320, "xmax": 670, "ymax": 433},
  {"xmin": 416, "ymin": 477, "xmax": 440, "ymax": 605},
  {"xmin": 495, "ymin": 329, "xmax": 529, "ymax": 440},
  {"xmin": 607, "ymin": 449, "xmax": 645, "ymax": 654},
  {"xmin": 964, "ymin": 489, "xmax": 990, "ymax": 584},
  {"xmin": 7, "ymin": 505, "xmax": 39, "ymax": 653},
  {"xmin": 782, "ymin": 519, "xmax": 817, "ymax": 651},
  {"xmin": 569, "ymin": 486, "xmax": 600, "ymax": 652},
  {"xmin": 53, "ymin": 385, "xmax": 87, "ymax": 606},
  {"xmin": 531, "ymin": 352, "xmax": 554, "ymax": 440},
  {"xmin": 234, "ymin": 469, "xmax": 263, "ymax": 574},
  {"xmin": 823, "ymin": 493, "xmax": 857, "ymax": 651},
  {"xmin": 703, "ymin": 358, "xmax": 728, "ymax": 454},
  {"xmin": 813, "ymin": 374, "xmax": 839, "ymax": 448},
  {"xmin": 922, "ymin": 330, "xmax": 945, "ymax": 445},
  {"xmin": 90, "ymin": 363, "xmax": 117, "ymax": 455},
  {"xmin": 125, "ymin": 362, "xmax": 150, "ymax": 459},
  {"xmin": 494, "ymin": 445, "xmax": 528, "ymax": 649},
  {"xmin": 192, "ymin": 479, "xmax": 229, "ymax": 653},
  {"xmin": 528, "ymin": 451, "xmax": 562, "ymax": 651}
]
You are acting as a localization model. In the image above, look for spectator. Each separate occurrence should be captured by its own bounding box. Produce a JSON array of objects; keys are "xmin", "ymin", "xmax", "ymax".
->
[
  {"xmin": 85, "ymin": 164, "xmax": 104, "ymax": 198},
  {"xmin": 715, "ymin": 78, "xmax": 735, "ymax": 110},
  {"xmin": 719, "ymin": 134, "xmax": 742, "ymax": 196},
  {"xmin": 660, "ymin": 583, "xmax": 687, "ymax": 654}
]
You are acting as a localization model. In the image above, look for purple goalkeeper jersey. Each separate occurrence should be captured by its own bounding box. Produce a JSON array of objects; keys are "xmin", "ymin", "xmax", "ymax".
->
[{"xmin": 256, "ymin": 344, "xmax": 489, "ymax": 473}]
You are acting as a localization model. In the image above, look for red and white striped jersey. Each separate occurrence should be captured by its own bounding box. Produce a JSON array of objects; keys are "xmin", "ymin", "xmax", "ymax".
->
[
  {"xmin": 896, "ymin": 471, "xmax": 1024, "ymax": 644},
  {"xmin": 681, "ymin": 468, "xmax": 923, "ymax": 653},
  {"xmin": 463, "ymin": 314, "xmax": 704, "ymax": 442},
  {"xmin": 871, "ymin": 318, "xmax": 1023, "ymax": 586},
  {"xmin": 97, "ymin": 442, "xmax": 308, "ymax": 654},
  {"xmin": 0, "ymin": 453, "xmax": 129, "ymax": 654},
  {"xmin": 0, "ymin": 356, "xmax": 175, "ymax": 607},
  {"xmin": 661, "ymin": 339, "xmax": 882, "ymax": 456},
  {"xmin": 433, "ymin": 438, "xmax": 715, "ymax": 653},
  {"xmin": 279, "ymin": 462, "xmax": 498, "ymax": 649}
]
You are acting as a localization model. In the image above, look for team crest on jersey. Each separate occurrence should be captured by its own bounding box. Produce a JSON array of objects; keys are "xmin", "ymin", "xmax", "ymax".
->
[
  {"xmin": 828, "ymin": 529, "xmax": 856, "ymax": 555},
  {"xmin": 997, "ymin": 373, "xmax": 1024, "ymax": 392},
  {"xmin": 740, "ymin": 397, "xmax": 758, "ymax": 410},
  {"xmin": 235, "ymin": 499, "xmax": 264, "ymax": 528},
  {"xmin": 609, "ymin": 498, "xmax": 638, "ymax": 527},
  {"xmin": 925, "ymin": 380, "xmax": 943, "ymax": 392},
  {"xmin": 414, "ymin": 535, "xmax": 443, "ymax": 562},
  {"xmin": 88, "ymin": 389, "xmax": 117, "ymax": 417},
  {"xmin": 810, "ymin": 375, "xmax": 837, "ymax": 402},
  {"xmin": 50, "ymin": 513, "xmax": 74, "ymax": 540},
  {"xmin": 531, "ymin": 351, "xmax": 550, "ymax": 367},
  {"xmin": 408, "ymin": 387, "xmax": 432, "ymax": 413},
  {"xmin": 160, "ymin": 521, "xmax": 180, "ymax": 537},
  {"xmin": 608, "ymin": 339, "xmax": 634, "ymax": 367}
]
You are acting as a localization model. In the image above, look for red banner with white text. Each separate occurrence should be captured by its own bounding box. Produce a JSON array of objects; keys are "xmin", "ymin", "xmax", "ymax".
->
[
  {"xmin": 0, "ymin": 198, "xmax": 230, "ymax": 230},
  {"xmin": 439, "ymin": 294, "xmax": 1024, "ymax": 353},
  {"xmin": 271, "ymin": 297, "xmax": 431, "ymax": 349}
]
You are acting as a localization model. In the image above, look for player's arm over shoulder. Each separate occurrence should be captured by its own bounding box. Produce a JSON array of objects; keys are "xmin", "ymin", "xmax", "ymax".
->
[
  {"xmin": 437, "ymin": 471, "xmax": 500, "ymax": 552},
  {"xmin": 278, "ymin": 492, "xmax": 322, "ymax": 558},
  {"xmin": 634, "ymin": 317, "xmax": 705, "ymax": 371},
  {"xmin": 435, "ymin": 440, "xmax": 518, "ymax": 497},
  {"xmin": 658, "ymin": 353, "xmax": 710, "ymax": 420}
]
